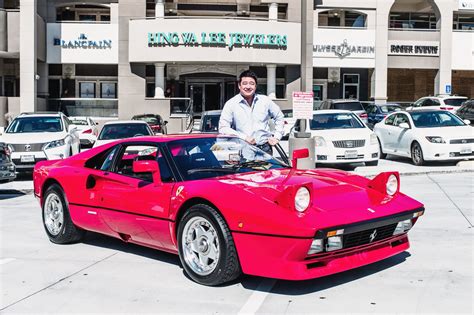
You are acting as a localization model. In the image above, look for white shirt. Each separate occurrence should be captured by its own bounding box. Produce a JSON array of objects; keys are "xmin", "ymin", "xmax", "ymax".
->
[{"xmin": 219, "ymin": 93, "xmax": 285, "ymax": 145}]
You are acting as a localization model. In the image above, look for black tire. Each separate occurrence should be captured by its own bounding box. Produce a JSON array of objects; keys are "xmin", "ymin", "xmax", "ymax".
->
[
  {"xmin": 365, "ymin": 160, "xmax": 378, "ymax": 166},
  {"xmin": 42, "ymin": 184, "xmax": 85, "ymax": 244},
  {"xmin": 378, "ymin": 138, "xmax": 387, "ymax": 159},
  {"xmin": 411, "ymin": 142, "xmax": 425, "ymax": 166},
  {"xmin": 177, "ymin": 204, "xmax": 241, "ymax": 286}
]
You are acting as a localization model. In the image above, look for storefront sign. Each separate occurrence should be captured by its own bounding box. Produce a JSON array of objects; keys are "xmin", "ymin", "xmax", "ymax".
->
[
  {"xmin": 54, "ymin": 33, "xmax": 112, "ymax": 49},
  {"xmin": 292, "ymin": 92, "xmax": 314, "ymax": 120},
  {"xmin": 388, "ymin": 41, "xmax": 439, "ymax": 56},
  {"xmin": 147, "ymin": 32, "xmax": 287, "ymax": 50},
  {"xmin": 459, "ymin": 0, "xmax": 474, "ymax": 10},
  {"xmin": 313, "ymin": 39, "xmax": 375, "ymax": 59}
]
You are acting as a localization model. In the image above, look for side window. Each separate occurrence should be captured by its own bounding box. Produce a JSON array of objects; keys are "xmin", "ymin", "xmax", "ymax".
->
[
  {"xmin": 414, "ymin": 99, "xmax": 424, "ymax": 107},
  {"xmin": 394, "ymin": 114, "xmax": 409, "ymax": 127},
  {"xmin": 367, "ymin": 105, "xmax": 377, "ymax": 114},
  {"xmin": 385, "ymin": 114, "xmax": 395, "ymax": 125},
  {"xmin": 85, "ymin": 146, "xmax": 119, "ymax": 171},
  {"xmin": 432, "ymin": 99, "xmax": 440, "ymax": 106},
  {"xmin": 63, "ymin": 116, "xmax": 69, "ymax": 131}
]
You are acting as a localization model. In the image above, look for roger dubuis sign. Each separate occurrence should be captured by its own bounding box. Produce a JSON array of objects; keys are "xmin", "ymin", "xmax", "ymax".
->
[{"xmin": 388, "ymin": 41, "xmax": 439, "ymax": 56}]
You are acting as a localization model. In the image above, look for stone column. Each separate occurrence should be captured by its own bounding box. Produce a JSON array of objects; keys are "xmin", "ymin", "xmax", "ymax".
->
[
  {"xmin": 372, "ymin": 0, "xmax": 395, "ymax": 104},
  {"xmin": 434, "ymin": 0, "xmax": 453, "ymax": 95},
  {"xmin": 266, "ymin": 64, "xmax": 276, "ymax": 99},
  {"xmin": 20, "ymin": 0, "xmax": 37, "ymax": 112},
  {"xmin": 155, "ymin": 0, "xmax": 164, "ymax": 18},
  {"xmin": 154, "ymin": 63, "xmax": 165, "ymax": 98},
  {"xmin": 269, "ymin": 3, "xmax": 278, "ymax": 21}
]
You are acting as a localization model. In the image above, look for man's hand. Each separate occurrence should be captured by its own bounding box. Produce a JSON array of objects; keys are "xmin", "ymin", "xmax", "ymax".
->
[
  {"xmin": 268, "ymin": 137, "xmax": 279, "ymax": 146},
  {"xmin": 245, "ymin": 137, "xmax": 256, "ymax": 145}
]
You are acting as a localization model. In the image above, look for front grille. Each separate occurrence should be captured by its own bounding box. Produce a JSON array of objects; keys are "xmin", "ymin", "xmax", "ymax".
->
[
  {"xmin": 343, "ymin": 223, "xmax": 398, "ymax": 249},
  {"xmin": 336, "ymin": 154, "xmax": 364, "ymax": 160},
  {"xmin": 333, "ymin": 140, "xmax": 365, "ymax": 148},
  {"xmin": 10, "ymin": 143, "xmax": 47, "ymax": 152},
  {"xmin": 450, "ymin": 139, "xmax": 474, "ymax": 144}
]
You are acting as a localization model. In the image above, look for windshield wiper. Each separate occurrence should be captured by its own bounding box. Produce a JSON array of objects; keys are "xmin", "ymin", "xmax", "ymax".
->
[
  {"xmin": 187, "ymin": 167, "xmax": 238, "ymax": 174},
  {"xmin": 232, "ymin": 160, "xmax": 274, "ymax": 171}
]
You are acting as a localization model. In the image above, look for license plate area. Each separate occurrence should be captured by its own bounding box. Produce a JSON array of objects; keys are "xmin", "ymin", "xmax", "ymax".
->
[
  {"xmin": 460, "ymin": 148, "xmax": 472, "ymax": 155},
  {"xmin": 344, "ymin": 150, "xmax": 358, "ymax": 159},
  {"xmin": 20, "ymin": 155, "xmax": 35, "ymax": 163}
]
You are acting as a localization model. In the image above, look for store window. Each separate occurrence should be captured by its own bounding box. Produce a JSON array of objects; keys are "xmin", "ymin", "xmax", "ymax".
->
[
  {"xmin": 80, "ymin": 82, "xmax": 96, "ymax": 98},
  {"xmin": 313, "ymin": 85, "xmax": 323, "ymax": 101},
  {"xmin": 343, "ymin": 74, "xmax": 359, "ymax": 100},
  {"xmin": 101, "ymin": 83, "xmax": 117, "ymax": 98},
  {"xmin": 453, "ymin": 14, "xmax": 474, "ymax": 30},
  {"xmin": 389, "ymin": 12, "xmax": 438, "ymax": 29},
  {"xmin": 318, "ymin": 10, "xmax": 367, "ymax": 28}
]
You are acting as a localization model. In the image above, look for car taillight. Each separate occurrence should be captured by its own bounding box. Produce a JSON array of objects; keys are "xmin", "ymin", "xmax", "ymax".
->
[
  {"xmin": 440, "ymin": 107, "xmax": 453, "ymax": 110},
  {"xmin": 82, "ymin": 128, "xmax": 93, "ymax": 134},
  {"xmin": 152, "ymin": 125, "xmax": 161, "ymax": 131},
  {"xmin": 359, "ymin": 113, "xmax": 368, "ymax": 118}
]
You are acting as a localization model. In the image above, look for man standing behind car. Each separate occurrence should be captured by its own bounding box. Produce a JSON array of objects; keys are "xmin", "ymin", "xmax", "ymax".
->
[{"xmin": 219, "ymin": 70, "xmax": 284, "ymax": 155}]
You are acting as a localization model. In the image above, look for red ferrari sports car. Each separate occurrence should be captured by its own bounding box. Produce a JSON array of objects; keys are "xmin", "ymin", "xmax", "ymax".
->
[{"xmin": 33, "ymin": 134, "xmax": 424, "ymax": 286}]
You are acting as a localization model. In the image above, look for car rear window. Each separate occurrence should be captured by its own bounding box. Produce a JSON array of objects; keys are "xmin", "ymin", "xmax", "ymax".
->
[
  {"xmin": 282, "ymin": 110, "xmax": 293, "ymax": 118},
  {"xmin": 98, "ymin": 124, "xmax": 152, "ymax": 140},
  {"xmin": 309, "ymin": 113, "xmax": 364, "ymax": 130},
  {"xmin": 380, "ymin": 105, "xmax": 402, "ymax": 113},
  {"xmin": 444, "ymin": 99, "xmax": 467, "ymax": 106},
  {"xmin": 333, "ymin": 102, "xmax": 363, "ymax": 111},
  {"xmin": 201, "ymin": 115, "xmax": 220, "ymax": 132}
]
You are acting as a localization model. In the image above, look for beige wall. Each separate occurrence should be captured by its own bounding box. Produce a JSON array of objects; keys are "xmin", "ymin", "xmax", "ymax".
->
[{"xmin": 7, "ymin": 10, "xmax": 19, "ymax": 52}]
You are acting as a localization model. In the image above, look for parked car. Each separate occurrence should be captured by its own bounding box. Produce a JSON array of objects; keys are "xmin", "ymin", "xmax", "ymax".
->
[
  {"xmin": 0, "ymin": 112, "xmax": 80, "ymax": 172},
  {"xmin": 319, "ymin": 99, "xmax": 368, "ymax": 124},
  {"xmin": 292, "ymin": 110, "xmax": 379, "ymax": 166},
  {"xmin": 94, "ymin": 120, "xmax": 154, "ymax": 147},
  {"xmin": 365, "ymin": 103, "xmax": 403, "ymax": 129},
  {"xmin": 407, "ymin": 95, "xmax": 468, "ymax": 113},
  {"xmin": 374, "ymin": 109, "xmax": 473, "ymax": 166},
  {"xmin": 70, "ymin": 116, "xmax": 99, "ymax": 147},
  {"xmin": 33, "ymin": 134, "xmax": 424, "ymax": 286},
  {"xmin": 199, "ymin": 110, "xmax": 221, "ymax": 133},
  {"xmin": 132, "ymin": 114, "xmax": 168, "ymax": 134},
  {"xmin": 281, "ymin": 109, "xmax": 296, "ymax": 140},
  {"xmin": 455, "ymin": 100, "xmax": 474, "ymax": 124},
  {"xmin": 0, "ymin": 142, "xmax": 16, "ymax": 183}
]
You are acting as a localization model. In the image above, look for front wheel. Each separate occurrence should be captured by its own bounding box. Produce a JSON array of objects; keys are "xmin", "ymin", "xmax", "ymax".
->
[
  {"xmin": 411, "ymin": 142, "xmax": 425, "ymax": 166},
  {"xmin": 42, "ymin": 184, "xmax": 85, "ymax": 244},
  {"xmin": 178, "ymin": 204, "xmax": 241, "ymax": 286}
]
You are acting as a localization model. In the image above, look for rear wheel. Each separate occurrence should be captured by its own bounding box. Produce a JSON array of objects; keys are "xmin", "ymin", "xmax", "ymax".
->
[
  {"xmin": 411, "ymin": 142, "xmax": 425, "ymax": 166},
  {"xmin": 178, "ymin": 204, "xmax": 241, "ymax": 286},
  {"xmin": 42, "ymin": 184, "xmax": 85, "ymax": 244}
]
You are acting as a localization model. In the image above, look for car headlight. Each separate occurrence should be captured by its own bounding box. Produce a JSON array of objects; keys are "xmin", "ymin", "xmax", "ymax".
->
[
  {"xmin": 393, "ymin": 219, "xmax": 413, "ymax": 235},
  {"xmin": 43, "ymin": 138, "xmax": 66, "ymax": 150},
  {"xmin": 370, "ymin": 133, "xmax": 378, "ymax": 145},
  {"xmin": 425, "ymin": 136, "xmax": 445, "ymax": 144},
  {"xmin": 386, "ymin": 174, "xmax": 399, "ymax": 196},
  {"xmin": 6, "ymin": 144, "xmax": 14, "ymax": 155},
  {"xmin": 295, "ymin": 187, "xmax": 310, "ymax": 212},
  {"xmin": 314, "ymin": 136, "xmax": 326, "ymax": 147}
]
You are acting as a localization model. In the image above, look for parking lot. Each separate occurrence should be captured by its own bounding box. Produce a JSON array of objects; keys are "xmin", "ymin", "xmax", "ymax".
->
[{"xmin": 0, "ymin": 160, "xmax": 473, "ymax": 314}]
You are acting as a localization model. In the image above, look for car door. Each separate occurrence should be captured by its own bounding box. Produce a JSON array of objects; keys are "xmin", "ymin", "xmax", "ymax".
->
[
  {"xmin": 391, "ymin": 113, "xmax": 412, "ymax": 156},
  {"xmin": 377, "ymin": 114, "xmax": 396, "ymax": 152},
  {"xmin": 96, "ymin": 142, "xmax": 177, "ymax": 249}
]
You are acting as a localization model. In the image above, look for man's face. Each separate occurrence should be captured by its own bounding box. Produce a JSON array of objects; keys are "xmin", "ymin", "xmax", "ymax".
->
[{"xmin": 238, "ymin": 76, "xmax": 256, "ymax": 99}]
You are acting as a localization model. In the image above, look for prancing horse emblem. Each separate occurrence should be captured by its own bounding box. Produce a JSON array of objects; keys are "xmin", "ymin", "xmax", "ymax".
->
[{"xmin": 369, "ymin": 229, "xmax": 377, "ymax": 242}]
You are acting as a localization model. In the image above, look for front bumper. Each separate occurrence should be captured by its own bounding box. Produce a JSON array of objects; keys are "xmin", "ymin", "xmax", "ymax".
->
[
  {"xmin": 422, "ymin": 142, "xmax": 474, "ymax": 161},
  {"xmin": 233, "ymin": 208, "xmax": 423, "ymax": 280},
  {"xmin": 315, "ymin": 144, "xmax": 379, "ymax": 164},
  {"xmin": 0, "ymin": 162, "xmax": 16, "ymax": 182}
]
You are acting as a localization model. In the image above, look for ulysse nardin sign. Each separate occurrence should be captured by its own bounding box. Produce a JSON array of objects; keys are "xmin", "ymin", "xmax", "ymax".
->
[{"xmin": 313, "ymin": 39, "xmax": 375, "ymax": 59}]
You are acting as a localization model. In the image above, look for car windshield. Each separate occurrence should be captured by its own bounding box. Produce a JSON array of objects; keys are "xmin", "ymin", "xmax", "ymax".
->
[
  {"xmin": 6, "ymin": 117, "xmax": 63, "ymax": 133},
  {"xmin": 98, "ymin": 124, "xmax": 152, "ymax": 140},
  {"xmin": 282, "ymin": 110, "xmax": 293, "ymax": 118},
  {"xmin": 201, "ymin": 115, "xmax": 220, "ymax": 132},
  {"xmin": 167, "ymin": 137, "xmax": 287, "ymax": 180},
  {"xmin": 410, "ymin": 111, "xmax": 466, "ymax": 128},
  {"xmin": 70, "ymin": 118, "xmax": 88, "ymax": 126},
  {"xmin": 333, "ymin": 102, "xmax": 363, "ymax": 111},
  {"xmin": 443, "ymin": 99, "xmax": 466, "ymax": 106},
  {"xmin": 309, "ymin": 113, "xmax": 364, "ymax": 130},
  {"xmin": 134, "ymin": 116, "xmax": 160, "ymax": 124},
  {"xmin": 380, "ymin": 105, "xmax": 402, "ymax": 113}
]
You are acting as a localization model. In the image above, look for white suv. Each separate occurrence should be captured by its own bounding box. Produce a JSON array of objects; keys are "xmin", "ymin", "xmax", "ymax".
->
[
  {"xmin": 0, "ymin": 112, "xmax": 80, "ymax": 172},
  {"xmin": 407, "ymin": 95, "xmax": 468, "ymax": 113}
]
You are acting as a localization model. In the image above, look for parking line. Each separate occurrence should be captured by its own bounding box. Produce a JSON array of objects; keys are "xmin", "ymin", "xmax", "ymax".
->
[
  {"xmin": 0, "ymin": 258, "xmax": 16, "ymax": 265},
  {"xmin": 238, "ymin": 278, "xmax": 276, "ymax": 315}
]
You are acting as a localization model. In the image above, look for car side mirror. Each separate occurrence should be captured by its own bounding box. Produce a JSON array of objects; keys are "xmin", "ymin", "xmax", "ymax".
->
[
  {"xmin": 133, "ymin": 160, "xmax": 161, "ymax": 184},
  {"xmin": 292, "ymin": 148, "xmax": 309, "ymax": 169},
  {"xmin": 464, "ymin": 119, "xmax": 471, "ymax": 125},
  {"xmin": 399, "ymin": 122, "xmax": 410, "ymax": 129}
]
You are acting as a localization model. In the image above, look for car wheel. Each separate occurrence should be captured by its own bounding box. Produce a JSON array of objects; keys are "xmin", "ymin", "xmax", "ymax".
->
[
  {"xmin": 42, "ymin": 184, "xmax": 85, "ymax": 244},
  {"xmin": 411, "ymin": 142, "xmax": 425, "ymax": 166},
  {"xmin": 366, "ymin": 160, "xmax": 378, "ymax": 166},
  {"xmin": 378, "ymin": 138, "xmax": 387, "ymax": 159},
  {"xmin": 178, "ymin": 204, "xmax": 241, "ymax": 286}
]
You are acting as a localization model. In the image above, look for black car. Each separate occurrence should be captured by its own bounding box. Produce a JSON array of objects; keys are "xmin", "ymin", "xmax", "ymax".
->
[
  {"xmin": 365, "ymin": 103, "xmax": 402, "ymax": 129},
  {"xmin": 456, "ymin": 100, "xmax": 474, "ymax": 124},
  {"xmin": 0, "ymin": 142, "xmax": 16, "ymax": 183},
  {"xmin": 131, "ymin": 114, "xmax": 168, "ymax": 134}
]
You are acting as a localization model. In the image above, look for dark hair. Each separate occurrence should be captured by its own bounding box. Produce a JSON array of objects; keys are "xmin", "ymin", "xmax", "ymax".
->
[{"xmin": 238, "ymin": 70, "xmax": 258, "ymax": 85}]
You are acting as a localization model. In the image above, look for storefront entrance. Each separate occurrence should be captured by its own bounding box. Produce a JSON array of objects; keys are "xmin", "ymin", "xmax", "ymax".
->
[{"xmin": 185, "ymin": 77, "xmax": 237, "ymax": 115}]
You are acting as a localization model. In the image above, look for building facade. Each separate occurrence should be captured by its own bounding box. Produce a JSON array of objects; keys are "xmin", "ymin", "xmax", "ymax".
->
[{"xmin": 0, "ymin": 0, "xmax": 473, "ymax": 132}]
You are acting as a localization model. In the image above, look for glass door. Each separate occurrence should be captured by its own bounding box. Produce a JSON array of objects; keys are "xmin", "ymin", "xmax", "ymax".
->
[{"xmin": 188, "ymin": 82, "xmax": 223, "ymax": 115}]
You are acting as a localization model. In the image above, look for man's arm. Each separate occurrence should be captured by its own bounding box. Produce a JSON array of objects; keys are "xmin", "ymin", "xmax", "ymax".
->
[{"xmin": 268, "ymin": 101, "xmax": 285, "ymax": 140}]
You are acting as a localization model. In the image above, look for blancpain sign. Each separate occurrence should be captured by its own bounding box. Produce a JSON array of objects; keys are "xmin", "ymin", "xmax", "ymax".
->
[
  {"xmin": 459, "ymin": 0, "xmax": 474, "ymax": 10},
  {"xmin": 54, "ymin": 33, "xmax": 112, "ymax": 49}
]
